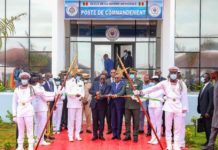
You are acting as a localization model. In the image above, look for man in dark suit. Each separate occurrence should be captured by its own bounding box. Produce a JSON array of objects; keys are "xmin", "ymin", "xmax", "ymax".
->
[
  {"xmin": 121, "ymin": 50, "xmax": 133, "ymax": 68},
  {"xmin": 202, "ymin": 70, "xmax": 218, "ymax": 150},
  {"xmin": 197, "ymin": 73, "xmax": 214, "ymax": 146},
  {"xmin": 110, "ymin": 72, "xmax": 125, "ymax": 140},
  {"xmin": 105, "ymin": 69, "xmax": 116, "ymax": 134},
  {"xmin": 89, "ymin": 74, "xmax": 111, "ymax": 141}
]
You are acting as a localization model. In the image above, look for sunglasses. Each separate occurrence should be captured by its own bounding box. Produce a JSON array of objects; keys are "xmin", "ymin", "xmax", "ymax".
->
[{"xmin": 100, "ymin": 78, "xmax": 105, "ymax": 80}]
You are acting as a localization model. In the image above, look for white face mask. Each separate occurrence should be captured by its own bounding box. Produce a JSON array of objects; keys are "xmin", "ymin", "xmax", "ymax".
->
[
  {"xmin": 76, "ymin": 76, "xmax": 81, "ymax": 81},
  {"xmin": 21, "ymin": 79, "xmax": 28, "ymax": 85},
  {"xmin": 200, "ymin": 77, "xmax": 205, "ymax": 83},
  {"xmin": 130, "ymin": 74, "xmax": 135, "ymax": 80},
  {"xmin": 170, "ymin": 73, "xmax": 177, "ymax": 80},
  {"xmin": 56, "ymin": 81, "xmax": 61, "ymax": 86},
  {"xmin": 49, "ymin": 78, "xmax": 53, "ymax": 82},
  {"xmin": 84, "ymin": 80, "xmax": 88, "ymax": 83}
]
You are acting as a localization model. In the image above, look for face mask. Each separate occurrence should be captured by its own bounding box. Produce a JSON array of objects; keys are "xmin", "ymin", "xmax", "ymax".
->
[
  {"xmin": 130, "ymin": 74, "xmax": 135, "ymax": 80},
  {"xmin": 200, "ymin": 77, "xmax": 205, "ymax": 83},
  {"xmin": 21, "ymin": 79, "xmax": 28, "ymax": 85},
  {"xmin": 56, "ymin": 81, "xmax": 61, "ymax": 86},
  {"xmin": 124, "ymin": 52, "xmax": 128, "ymax": 56},
  {"xmin": 49, "ymin": 78, "xmax": 53, "ymax": 82},
  {"xmin": 76, "ymin": 76, "xmax": 81, "ymax": 81},
  {"xmin": 84, "ymin": 80, "xmax": 88, "ymax": 83},
  {"xmin": 170, "ymin": 73, "xmax": 177, "ymax": 80}
]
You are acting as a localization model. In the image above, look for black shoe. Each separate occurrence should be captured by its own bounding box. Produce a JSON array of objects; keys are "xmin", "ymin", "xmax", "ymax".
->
[
  {"xmin": 49, "ymin": 136, "xmax": 55, "ymax": 140},
  {"xmin": 138, "ymin": 130, "xmax": 144, "ymax": 134},
  {"xmin": 80, "ymin": 130, "xmax": 83, "ymax": 134},
  {"xmin": 112, "ymin": 136, "xmax": 117, "ymax": 140},
  {"xmin": 123, "ymin": 136, "xmax": 131, "ymax": 141},
  {"xmin": 146, "ymin": 132, "xmax": 151, "ymax": 136},
  {"xmin": 133, "ymin": 137, "xmax": 138, "ymax": 143},
  {"xmin": 117, "ymin": 136, "xmax": 121, "ymax": 140},
  {"xmin": 86, "ymin": 130, "xmax": 92, "ymax": 133},
  {"xmin": 99, "ymin": 136, "xmax": 105, "ymax": 141},
  {"xmin": 92, "ymin": 136, "xmax": 98, "ymax": 141},
  {"xmin": 106, "ymin": 131, "xmax": 112, "ymax": 134}
]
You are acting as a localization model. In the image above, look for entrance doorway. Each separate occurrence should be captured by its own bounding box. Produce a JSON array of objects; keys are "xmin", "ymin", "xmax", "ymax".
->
[{"xmin": 92, "ymin": 43, "xmax": 135, "ymax": 78}]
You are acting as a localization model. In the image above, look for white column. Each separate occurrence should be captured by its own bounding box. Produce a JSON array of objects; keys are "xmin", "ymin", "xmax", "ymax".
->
[
  {"xmin": 52, "ymin": 0, "xmax": 65, "ymax": 77},
  {"xmin": 161, "ymin": 0, "xmax": 175, "ymax": 77}
]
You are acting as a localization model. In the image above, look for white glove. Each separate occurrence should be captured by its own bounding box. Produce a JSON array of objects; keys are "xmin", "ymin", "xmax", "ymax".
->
[
  {"xmin": 13, "ymin": 117, "xmax": 17, "ymax": 123},
  {"xmin": 131, "ymin": 96, "xmax": 138, "ymax": 102},
  {"xmin": 133, "ymin": 90, "xmax": 140, "ymax": 96}
]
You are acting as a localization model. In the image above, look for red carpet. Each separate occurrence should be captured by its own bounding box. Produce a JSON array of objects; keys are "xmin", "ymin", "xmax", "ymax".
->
[{"xmin": 38, "ymin": 126, "xmax": 167, "ymax": 150}]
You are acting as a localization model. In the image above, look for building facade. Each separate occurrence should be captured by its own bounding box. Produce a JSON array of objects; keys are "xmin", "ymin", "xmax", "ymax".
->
[{"xmin": 0, "ymin": 0, "xmax": 218, "ymax": 91}]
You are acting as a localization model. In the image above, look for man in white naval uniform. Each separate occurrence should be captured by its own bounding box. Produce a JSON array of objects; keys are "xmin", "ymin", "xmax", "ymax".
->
[
  {"xmin": 134, "ymin": 66, "xmax": 188, "ymax": 150},
  {"xmin": 12, "ymin": 72, "xmax": 35, "ymax": 150},
  {"xmin": 53, "ymin": 78, "xmax": 65, "ymax": 134},
  {"xmin": 66, "ymin": 70, "xmax": 85, "ymax": 142},
  {"xmin": 31, "ymin": 75, "xmax": 55, "ymax": 146}
]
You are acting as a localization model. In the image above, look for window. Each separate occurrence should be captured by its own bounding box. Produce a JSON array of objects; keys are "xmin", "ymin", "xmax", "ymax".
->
[
  {"xmin": 175, "ymin": 38, "xmax": 199, "ymax": 52},
  {"xmin": 175, "ymin": 0, "xmax": 200, "ymax": 37},
  {"xmin": 201, "ymin": 38, "xmax": 218, "ymax": 67},
  {"xmin": 201, "ymin": 0, "xmax": 218, "ymax": 37},
  {"xmin": 30, "ymin": 0, "xmax": 52, "ymax": 36},
  {"xmin": 175, "ymin": 53, "xmax": 199, "ymax": 68},
  {"xmin": 6, "ymin": 0, "xmax": 29, "ymax": 36}
]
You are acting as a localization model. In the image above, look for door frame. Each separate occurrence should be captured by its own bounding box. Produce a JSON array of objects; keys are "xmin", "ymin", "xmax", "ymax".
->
[{"xmin": 91, "ymin": 42, "xmax": 135, "ymax": 80}]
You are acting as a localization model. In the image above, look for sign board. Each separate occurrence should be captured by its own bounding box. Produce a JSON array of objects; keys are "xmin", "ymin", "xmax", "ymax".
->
[{"xmin": 65, "ymin": 0, "xmax": 163, "ymax": 20}]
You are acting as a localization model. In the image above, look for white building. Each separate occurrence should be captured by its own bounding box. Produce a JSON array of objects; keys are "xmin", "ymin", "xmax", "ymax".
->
[{"xmin": 0, "ymin": 0, "xmax": 218, "ymax": 91}]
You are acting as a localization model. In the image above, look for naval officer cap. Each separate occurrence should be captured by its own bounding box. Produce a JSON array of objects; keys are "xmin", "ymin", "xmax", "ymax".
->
[
  {"xmin": 76, "ymin": 69, "xmax": 84, "ymax": 75},
  {"xmin": 168, "ymin": 66, "xmax": 179, "ymax": 72},
  {"xmin": 82, "ymin": 73, "xmax": 90, "ymax": 79},
  {"xmin": 19, "ymin": 72, "xmax": 31, "ymax": 79},
  {"xmin": 129, "ymin": 68, "xmax": 137, "ymax": 74}
]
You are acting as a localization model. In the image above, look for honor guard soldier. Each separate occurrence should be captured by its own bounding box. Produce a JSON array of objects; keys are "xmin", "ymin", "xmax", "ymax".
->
[
  {"xmin": 134, "ymin": 66, "xmax": 189, "ymax": 150},
  {"xmin": 122, "ymin": 68, "xmax": 143, "ymax": 143},
  {"xmin": 12, "ymin": 72, "xmax": 35, "ymax": 150},
  {"xmin": 66, "ymin": 69, "xmax": 85, "ymax": 142},
  {"xmin": 31, "ymin": 75, "xmax": 55, "ymax": 146}
]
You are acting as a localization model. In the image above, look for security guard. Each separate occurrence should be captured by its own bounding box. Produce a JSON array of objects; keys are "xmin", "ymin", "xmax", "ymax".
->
[{"xmin": 121, "ymin": 68, "xmax": 143, "ymax": 143}]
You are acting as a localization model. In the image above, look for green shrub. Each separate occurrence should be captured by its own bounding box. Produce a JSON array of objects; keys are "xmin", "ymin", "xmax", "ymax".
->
[
  {"xmin": 4, "ymin": 141, "xmax": 12, "ymax": 150},
  {"xmin": 186, "ymin": 127, "xmax": 194, "ymax": 145},
  {"xmin": 5, "ymin": 110, "xmax": 13, "ymax": 124}
]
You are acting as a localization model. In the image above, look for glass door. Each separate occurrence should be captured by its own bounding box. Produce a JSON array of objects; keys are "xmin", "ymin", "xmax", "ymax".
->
[
  {"xmin": 92, "ymin": 43, "xmax": 113, "ymax": 78},
  {"xmin": 114, "ymin": 43, "xmax": 135, "ymax": 68}
]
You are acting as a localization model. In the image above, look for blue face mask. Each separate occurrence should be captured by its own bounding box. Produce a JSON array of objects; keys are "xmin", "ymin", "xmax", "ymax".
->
[
  {"xmin": 170, "ymin": 73, "xmax": 177, "ymax": 80},
  {"xmin": 130, "ymin": 74, "xmax": 135, "ymax": 79},
  {"xmin": 76, "ymin": 76, "xmax": 81, "ymax": 81}
]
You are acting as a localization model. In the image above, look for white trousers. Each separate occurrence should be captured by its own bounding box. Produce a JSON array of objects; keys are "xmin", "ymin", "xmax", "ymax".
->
[
  {"xmin": 34, "ymin": 111, "xmax": 47, "ymax": 144},
  {"xmin": 180, "ymin": 116, "xmax": 186, "ymax": 147},
  {"xmin": 53, "ymin": 103, "xmax": 63, "ymax": 132},
  {"xmin": 148, "ymin": 107, "xmax": 163, "ymax": 139},
  {"xmin": 17, "ymin": 116, "xmax": 34, "ymax": 145},
  {"xmin": 165, "ymin": 111, "xmax": 183, "ymax": 145},
  {"xmin": 68, "ymin": 108, "xmax": 82, "ymax": 138}
]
